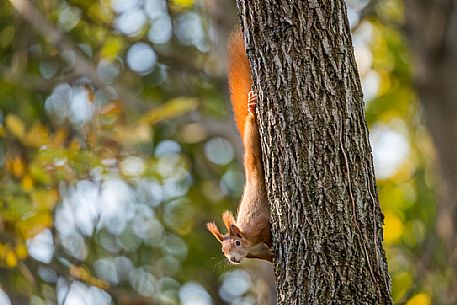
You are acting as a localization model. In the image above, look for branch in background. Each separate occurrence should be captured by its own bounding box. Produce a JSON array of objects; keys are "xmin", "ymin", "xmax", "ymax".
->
[
  {"xmin": 0, "ymin": 65, "xmax": 80, "ymax": 92},
  {"xmin": 113, "ymin": 290, "xmax": 160, "ymax": 305},
  {"xmin": 7, "ymin": 0, "xmax": 146, "ymax": 110},
  {"xmin": 77, "ymin": 11, "xmax": 224, "ymax": 81}
]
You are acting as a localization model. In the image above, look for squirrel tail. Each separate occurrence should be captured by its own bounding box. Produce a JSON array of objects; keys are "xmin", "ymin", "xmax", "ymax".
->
[{"xmin": 227, "ymin": 29, "xmax": 252, "ymax": 141}]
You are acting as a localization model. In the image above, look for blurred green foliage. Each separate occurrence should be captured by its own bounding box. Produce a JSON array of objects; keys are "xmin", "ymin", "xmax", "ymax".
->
[{"xmin": 0, "ymin": 0, "xmax": 446, "ymax": 305}]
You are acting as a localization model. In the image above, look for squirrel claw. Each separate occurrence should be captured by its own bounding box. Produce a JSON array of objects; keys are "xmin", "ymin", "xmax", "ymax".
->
[{"xmin": 248, "ymin": 91, "xmax": 257, "ymax": 114}]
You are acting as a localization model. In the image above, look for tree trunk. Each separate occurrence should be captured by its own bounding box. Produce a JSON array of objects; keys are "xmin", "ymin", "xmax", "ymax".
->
[
  {"xmin": 404, "ymin": 0, "xmax": 457, "ymax": 302},
  {"xmin": 235, "ymin": 1, "xmax": 393, "ymax": 304}
]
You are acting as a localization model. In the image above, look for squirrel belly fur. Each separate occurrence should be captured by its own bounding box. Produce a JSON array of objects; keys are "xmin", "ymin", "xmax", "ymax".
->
[{"xmin": 206, "ymin": 29, "xmax": 273, "ymax": 264}]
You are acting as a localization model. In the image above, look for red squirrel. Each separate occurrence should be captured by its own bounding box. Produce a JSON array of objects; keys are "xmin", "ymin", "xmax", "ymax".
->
[{"xmin": 206, "ymin": 30, "xmax": 273, "ymax": 264}]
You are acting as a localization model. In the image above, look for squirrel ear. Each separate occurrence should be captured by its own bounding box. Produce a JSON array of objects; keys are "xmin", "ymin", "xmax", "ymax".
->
[
  {"xmin": 230, "ymin": 224, "xmax": 243, "ymax": 238},
  {"xmin": 207, "ymin": 222, "xmax": 224, "ymax": 242},
  {"xmin": 222, "ymin": 211, "xmax": 236, "ymax": 232}
]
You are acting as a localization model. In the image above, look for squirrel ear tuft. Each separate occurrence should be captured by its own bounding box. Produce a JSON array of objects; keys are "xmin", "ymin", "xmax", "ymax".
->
[
  {"xmin": 222, "ymin": 211, "xmax": 236, "ymax": 232},
  {"xmin": 207, "ymin": 222, "xmax": 224, "ymax": 242},
  {"xmin": 230, "ymin": 224, "xmax": 243, "ymax": 238}
]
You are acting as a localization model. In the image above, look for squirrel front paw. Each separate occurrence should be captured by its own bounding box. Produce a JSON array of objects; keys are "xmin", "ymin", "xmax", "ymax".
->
[{"xmin": 248, "ymin": 91, "xmax": 257, "ymax": 114}]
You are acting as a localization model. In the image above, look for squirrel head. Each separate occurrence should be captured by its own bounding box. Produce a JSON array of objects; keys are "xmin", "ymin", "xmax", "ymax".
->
[{"xmin": 207, "ymin": 211, "xmax": 251, "ymax": 264}]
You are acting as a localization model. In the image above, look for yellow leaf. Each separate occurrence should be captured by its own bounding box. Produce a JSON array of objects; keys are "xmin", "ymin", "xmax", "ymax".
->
[
  {"xmin": 10, "ymin": 155, "xmax": 25, "ymax": 177},
  {"xmin": 70, "ymin": 265, "xmax": 109, "ymax": 289},
  {"xmin": 384, "ymin": 212, "xmax": 404, "ymax": 244},
  {"xmin": 15, "ymin": 243, "xmax": 28, "ymax": 259},
  {"xmin": 30, "ymin": 164, "xmax": 52, "ymax": 185},
  {"xmin": 18, "ymin": 213, "xmax": 53, "ymax": 239},
  {"xmin": 139, "ymin": 97, "xmax": 198, "ymax": 125},
  {"xmin": 406, "ymin": 293, "xmax": 431, "ymax": 305},
  {"xmin": 101, "ymin": 36, "xmax": 124, "ymax": 60},
  {"xmin": 1, "ymin": 197, "xmax": 32, "ymax": 221},
  {"xmin": 21, "ymin": 175, "xmax": 34, "ymax": 192},
  {"xmin": 32, "ymin": 189, "xmax": 59, "ymax": 210},
  {"xmin": 5, "ymin": 114, "xmax": 26, "ymax": 139},
  {"xmin": 113, "ymin": 124, "xmax": 151, "ymax": 145},
  {"xmin": 23, "ymin": 122, "xmax": 49, "ymax": 147},
  {"xmin": 5, "ymin": 248, "xmax": 17, "ymax": 268},
  {"xmin": 171, "ymin": 0, "xmax": 194, "ymax": 9},
  {"xmin": 70, "ymin": 265, "xmax": 90, "ymax": 280},
  {"xmin": 88, "ymin": 2, "xmax": 114, "ymax": 24}
]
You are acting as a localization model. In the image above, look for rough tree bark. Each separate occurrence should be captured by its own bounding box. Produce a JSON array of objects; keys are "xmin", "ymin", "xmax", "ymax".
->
[
  {"xmin": 404, "ymin": 0, "xmax": 457, "ymax": 302},
  {"xmin": 235, "ymin": 1, "xmax": 393, "ymax": 304}
]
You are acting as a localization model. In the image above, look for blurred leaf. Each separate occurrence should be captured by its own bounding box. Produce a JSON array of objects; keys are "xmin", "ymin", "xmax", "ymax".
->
[
  {"xmin": 17, "ymin": 213, "xmax": 52, "ymax": 239},
  {"xmin": 101, "ymin": 36, "xmax": 124, "ymax": 60},
  {"xmin": 3, "ymin": 197, "xmax": 32, "ymax": 221},
  {"xmin": 5, "ymin": 247, "xmax": 17, "ymax": 268},
  {"xmin": 70, "ymin": 265, "xmax": 89, "ymax": 279},
  {"xmin": 70, "ymin": 265, "xmax": 109, "ymax": 289},
  {"xmin": 5, "ymin": 114, "xmax": 25, "ymax": 140},
  {"xmin": 31, "ymin": 189, "xmax": 59, "ymax": 211},
  {"xmin": 23, "ymin": 122, "xmax": 49, "ymax": 147},
  {"xmin": 164, "ymin": 199, "xmax": 195, "ymax": 235},
  {"xmin": 15, "ymin": 243, "xmax": 28, "ymax": 260},
  {"xmin": 30, "ymin": 163, "xmax": 52, "ymax": 185},
  {"xmin": 139, "ymin": 97, "xmax": 199, "ymax": 125},
  {"xmin": 87, "ymin": 2, "xmax": 113, "ymax": 24},
  {"xmin": 384, "ymin": 212, "xmax": 404, "ymax": 244},
  {"xmin": 0, "ymin": 244, "xmax": 21, "ymax": 268},
  {"xmin": 7, "ymin": 155, "xmax": 25, "ymax": 178},
  {"xmin": 0, "ymin": 26, "xmax": 15, "ymax": 48},
  {"xmin": 21, "ymin": 175, "xmax": 34, "ymax": 192},
  {"xmin": 406, "ymin": 293, "xmax": 431, "ymax": 305},
  {"xmin": 403, "ymin": 220, "xmax": 426, "ymax": 247},
  {"xmin": 392, "ymin": 271, "xmax": 413, "ymax": 301},
  {"xmin": 68, "ymin": 150, "xmax": 99, "ymax": 173},
  {"xmin": 113, "ymin": 124, "xmax": 151, "ymax": 145},
  {"xmin": 171, "ymin": 0, "xmax": 194, "ymax": 9}
]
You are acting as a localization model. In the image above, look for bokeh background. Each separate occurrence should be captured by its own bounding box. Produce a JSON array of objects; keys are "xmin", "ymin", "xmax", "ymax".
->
[{"xmin": 0, "ymin": 0, "xmax": 447, "ymax": 304}]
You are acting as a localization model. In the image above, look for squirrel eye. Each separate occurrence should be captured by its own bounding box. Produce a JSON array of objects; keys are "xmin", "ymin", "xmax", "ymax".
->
[{"xmin": 235, "ymin": 240, "xmax": 241, "ymax": 246}]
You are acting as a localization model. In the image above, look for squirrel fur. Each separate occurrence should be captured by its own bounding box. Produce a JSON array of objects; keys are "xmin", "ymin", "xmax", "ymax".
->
[{"xmin": 207, "ymin": 29, "xmax": 273, "ymax": 264}]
